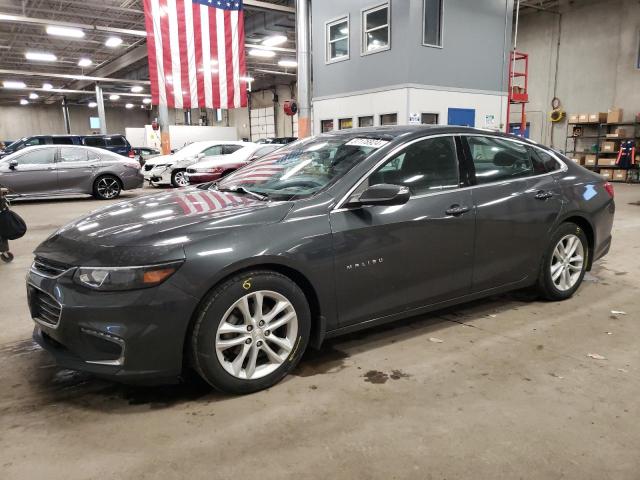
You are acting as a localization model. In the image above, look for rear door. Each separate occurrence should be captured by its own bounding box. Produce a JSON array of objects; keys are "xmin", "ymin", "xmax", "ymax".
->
[
  {"xmin": 462, "ymin": 135, "xmax": 564, "ymax": 292},
  {"xmin": 0, "ymin": 148, "xmax": 57, "ymax": 194},
  {"xmin": 56, "ymin": 147, "xmax": 97, "ymax": 193},
  {"xmin": 330, "ymin": 135, "xmax": 476, "ymax": 327}
]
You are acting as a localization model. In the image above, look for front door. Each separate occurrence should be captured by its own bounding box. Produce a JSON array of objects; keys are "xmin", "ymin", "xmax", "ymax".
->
[
  {"xmin": 462, "ymin": 135, "xmax": 564, "ymax": 292},
  {"xmin": 0, "ymin": 147, "xmax": 57, "ymax": 195},
  {"xmin": 330, "ymin": 135, "xmax": 476, "ymax": 327}
]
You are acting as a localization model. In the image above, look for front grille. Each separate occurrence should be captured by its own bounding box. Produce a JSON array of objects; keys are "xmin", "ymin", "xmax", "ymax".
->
[
  {"xmin": 186, "ymin": 168, "xmax": 196, "ymax": 173},
  {"xmin": 32, "ymin": 257, "xmax": 71, "ymax": 277},
  {"xmin": 29, "ymin": 286, "xmax": 62, "ymax": 327}
]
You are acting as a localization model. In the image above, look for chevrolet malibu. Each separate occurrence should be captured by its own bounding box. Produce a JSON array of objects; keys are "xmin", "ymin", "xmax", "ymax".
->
[{"xmin": 27, "ymin": 126, "xmax": 614, "ymax": 394}]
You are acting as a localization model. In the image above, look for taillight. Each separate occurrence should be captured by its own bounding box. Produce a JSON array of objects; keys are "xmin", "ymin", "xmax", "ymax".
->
[{"xmin": 604, "ymin": 182, "xmax": 614, "ymax": 198}]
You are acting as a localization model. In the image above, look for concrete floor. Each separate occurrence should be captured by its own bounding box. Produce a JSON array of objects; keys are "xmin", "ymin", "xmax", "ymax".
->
[{"xmin": 1, "ymin": 184, "xmax": 639, "ymax": 479}]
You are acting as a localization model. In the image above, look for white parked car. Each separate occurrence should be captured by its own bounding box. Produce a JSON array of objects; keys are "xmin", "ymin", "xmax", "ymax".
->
[
  {"xmin": 185, "ymin": 143, "xmax": 271, "ymax": 184},
  {"xmin": 143, "ymin": 140, "xmax": 255, "ymax": 187}
]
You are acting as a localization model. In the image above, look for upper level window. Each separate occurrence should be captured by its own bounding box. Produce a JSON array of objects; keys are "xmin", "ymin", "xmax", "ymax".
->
[
  {"xmin": 423, "ymin": 0, "xmax": 443, "ymax": 47},
  {"xmin": 326, "ymin": 16, "xmax": 349, "ymax": 63},
  {"xmin": 362, "ymin": 3, "xmax": 390, "ymax": 55},
  {"xmin": 321, "ymin": 120, "xmax": 334, "ymax": 133},
  {"xmin": 380, "ymin": 113, "xmax": 397, "ymax": 126}
]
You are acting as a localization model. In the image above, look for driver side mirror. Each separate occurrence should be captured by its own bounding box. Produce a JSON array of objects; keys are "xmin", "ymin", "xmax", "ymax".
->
[
  {"xmin": 196, "ymin": 153, "xmax": 205, "ymax": 159},
  {"xmin": 8, "ymin": 160, "xmax": 18, "ymax": 170},
  {"xmin": 345, "ymin": 183, "xmax": 410, "ymax": 208}
]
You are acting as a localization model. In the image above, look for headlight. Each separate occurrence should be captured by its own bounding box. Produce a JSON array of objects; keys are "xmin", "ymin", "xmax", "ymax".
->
[{"xmin": 73, "ymin": 261, "xmax": 184, "ymax": 291}]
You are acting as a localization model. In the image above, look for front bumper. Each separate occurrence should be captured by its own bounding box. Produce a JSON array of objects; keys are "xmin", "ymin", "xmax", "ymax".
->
[
  {"xmin": 27, "ymin": 264, "xmax": 198, "ymax": 384},
  {"xmin": 143, "ymin": 167, "xmax": 171, "ymax": 185},
  {"xmin": 186, "ymin": 172, "xmax": 222, "ymax": 184}
]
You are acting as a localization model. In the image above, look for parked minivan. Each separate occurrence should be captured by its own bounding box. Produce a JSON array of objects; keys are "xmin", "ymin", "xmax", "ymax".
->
[{"xmin": 0, "ymin": 135, "xmax": 83, "ymax": 158}]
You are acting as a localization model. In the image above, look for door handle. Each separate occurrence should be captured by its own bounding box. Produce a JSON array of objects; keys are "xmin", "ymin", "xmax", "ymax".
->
[
  {"xmin": 534, "ymin": 190, "xmax": 554, "ymax": 200},
  {"xmin": 445, "ymin": 205, "xmax": 470, "ymax": 216}
]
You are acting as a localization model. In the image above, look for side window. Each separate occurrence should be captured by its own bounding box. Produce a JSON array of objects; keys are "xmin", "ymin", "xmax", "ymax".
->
[
  {"xmin": 530, "ymin": 147, "xmax": 561, "ymax": 173},
  {"xmin": 202, "ymin": 145, "xmax": 223, "ymax": 156},
  {"xmin": 84, "ymin": 137, "xmax": 107, "ymax": 148},
  {"xmin": 423, "ymin": 0, "xmax": 444, "ymax": 47},
  {"xmin": 222, "ymin": 145, "xmax": 243, "ymax": 154},
  {"xmin": 14, "ymin": 149, "xmax": 55, "ymax": 165},
  {"xmin": 87, "ymin": 149, "xmax": 102, "ymax": 161},
  {"xmin": 108, "ymin": 136, "xmax": 126, "ymax": 147},
  {"xmin": 466, "ymin": 136, "xmax": 533, "ymax": 184},
  {"xmin": 366, "ymin": 136, "xmax": 459, "ymax": 196},
  {"xmin": 25, "ymin": 137, "xmax": 46, "ymax": 147},
  {"xmin": 59, "ymin": 147, "xmax": 89, "ymax": 162},
  {"xmin": 52, "ymin": 136, "xmax": 74, "ymax": 145}
]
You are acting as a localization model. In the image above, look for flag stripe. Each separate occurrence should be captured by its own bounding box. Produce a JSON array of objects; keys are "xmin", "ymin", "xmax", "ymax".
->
[
  {"xmin": 216, "ymin": 8, "xmax": 227, "ymax": 108},
  {"xmin": 200, "ymin": 5, "xmax": 213, "ymax": 109},
  {"xmin": 237, "ymin": 9, "xmax": 247, "ymax": 107},
  {"xmin": 230, "ymin": 10, "xmax": 241, "ymax": 108},
  {"xmin": 224, "ymin": 10, "xmax": 235, "ymax": 109},
  {"xmin": 143, "ymin": 0, "xmax": 160, "ymax": 105},
  {"xmin": 176, "ymin": 0, "xmax": 190, "ymax": 108},
  {"xmin": 192, "ymin": 3, "xmax": 206, "ymax": 108},
  {"xmin": 158, "ymin": 0, "xmax": 174, "ymax": 108},
  {"xmin": 183, "ymin": 0, "xmax": 199, "ymax": 108}
]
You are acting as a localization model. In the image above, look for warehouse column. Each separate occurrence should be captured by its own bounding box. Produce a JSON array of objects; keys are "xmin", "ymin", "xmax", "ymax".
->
[
  {"xmin": 94, "ymin": 84, "xmax": 107, "ymax": 134},
  {"xmin": 61, "ymin": 96, "xmax": 71, "ymax": 134},
  {"xmin": 295, "ymin": 0, "xmax": 311, "ymax": 137},
  {"xmin": 158, "ymin": 104, "xmax": 171, "ymax": 155}
]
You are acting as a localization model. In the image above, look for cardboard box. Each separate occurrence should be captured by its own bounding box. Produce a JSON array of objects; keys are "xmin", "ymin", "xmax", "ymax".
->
[
  {"xmin": 606, "ymin": 127, "xmax": 627, "ymax": 138},
  {"xmin": 607, "ymin": 108, "xmax": 623, "ymax": 123},
  {"xmin": 602, "ymin": 141, "xmax": 617, "ymax": 152},
  {"xmin": 598, "ymin": 157, "xmax": 617, "ymax": 166},
  {"xmin": 585, "ymin": 154, "xmax": 597, "ymax": 166},
  {"xmin": 578, "ymin": 113, "xmax": 589, "ymax": 123},
  {"xmin": 589, "ymin": 112, "xmax": 607, "ymax": 123},
  {"xmin": 600, "ymin": 169, "xmax": 613, "ymax": 180},
  {"xmin": 571, "ymin": 155, "xmax": 585, "ymax": 165},
  {"xmin": 568, "ymin": 114, "xmax": 580, "ymax": 124},
  {"xmin": 612, "ymin": 169, "xmax": 627, "ymax": 181}
]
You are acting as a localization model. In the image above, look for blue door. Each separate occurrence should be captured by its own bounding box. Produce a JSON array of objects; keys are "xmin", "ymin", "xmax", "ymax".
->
[
  {"xmin": 509, "ymin": 123, "xmax": 530, "ymax": 138},
  {"xmin": 447, "ymin": 108, "xmax": 476, "ymax": 127}
]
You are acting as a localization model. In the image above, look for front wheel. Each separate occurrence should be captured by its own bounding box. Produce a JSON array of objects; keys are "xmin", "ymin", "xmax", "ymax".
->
[
  {"xmin": 171, "ymin": 169, "xmax": 189, "ymax": 188},
  {"xmin": 537, "ymin": 222, "xmax": 588, "ymax": 300},
  {"xmin": 93, "ymin": 175, "xmax": 122, "ymax": 200},
  {"xmin": 191, "ymin": 270, "xmax": 310, "ymax": 394}
]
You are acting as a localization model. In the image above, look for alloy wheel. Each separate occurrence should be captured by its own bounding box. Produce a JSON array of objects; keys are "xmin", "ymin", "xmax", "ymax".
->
[
  {"xmin": 215, "ymin": 290, "xmax": 298, "ymax": 380},
  {"xmin": 174, "ymin": 171, "xmax": 189, "ymax": 187},
  {"xmin": 550, "ymin": 234, "xmax": 584, "ymax": 291},
  {"xmin": 97, "ymin": 177, "xmax": 120, "ymax": 199}
]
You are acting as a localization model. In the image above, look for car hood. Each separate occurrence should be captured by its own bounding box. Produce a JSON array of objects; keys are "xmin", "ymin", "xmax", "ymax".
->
[
  {"xmin": 144, "ymin": 154, "xmax": 173, "ymax": 166},
  {"xmin": 36, "ymin": 187, "xmax": 293, "ymax": 259}
]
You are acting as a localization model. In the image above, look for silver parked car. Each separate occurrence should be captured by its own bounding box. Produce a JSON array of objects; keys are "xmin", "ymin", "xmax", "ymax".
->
[{"xmin": 0, "ymin": 145, "xmax": 143, "ymax": 200}]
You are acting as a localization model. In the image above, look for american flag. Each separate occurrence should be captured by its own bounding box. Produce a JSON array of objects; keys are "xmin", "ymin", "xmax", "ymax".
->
[{"xmin": 143, "ymin": 0, "xmax": 248, "ymax": 110}]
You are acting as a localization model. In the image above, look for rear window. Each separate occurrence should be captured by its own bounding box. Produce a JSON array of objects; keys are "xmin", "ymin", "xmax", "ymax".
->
[
  {"xmin": 52, "ymin": 136, "xmax": 75, "ymax": 145},
  {"xmin": 83, "ymin": 137, "xmax": 107, "ymax": 147},
  {"xmin": 108, "ymin": 136, "xmax": 127, "ymax": 147}
]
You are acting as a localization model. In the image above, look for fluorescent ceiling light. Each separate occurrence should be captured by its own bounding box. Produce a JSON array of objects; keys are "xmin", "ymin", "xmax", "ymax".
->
[
  {"xmin": 42, "ymin": 82, "xmax": 53, "ymax": 90},
  {"xmin": 278, "ymin": 59, "xmax": 297, "ymax": 68},
  {"xmin": 78, "ymin": 58, "xmax": 92, "ymax": 67},
  {"xmin": 25, "ymin": 51, "xmax": 57, "ymax": 62},
  {"xmin": 249, "ymin": 49, "xmax": 275, "ymax": 58},
  {"xmin": 131, "ymin": 85, "xmax": 143, "ymax": 93},
  {"xmin": 109, "ymin": 94, "xmax": 120, "ymax": 100},
  {"xmin": 240, "ymin": 76, "xmax": 254, "ymax": 82},
  {"xmin": 20, "ymin": 99, "xmax": 29, "ymax": 105},
  {"xmin": 46, "ymin": 25, "xmax": 85, "ymax": 38},
  {"xmin": 142, "ymin": 98, "xmax": 152, "ymax": 104},
  {"xmin": 29, "ymin": 92, "xmax": 38, "ymax": 99},
  {"xmin": 125, "ymin": 103, "xmax": 134, "ymax": 109},
  {"xmin": 0, "ymin": 14, "xmax": 17, "ymax": 21},
  {"xmin": 88, "ymin": 102, "xmax": 97, "ymax": 108},
  {"xmin": 262, "ymin": 35, "xmax": 287, "ymax": 47},
  {"xmin": 3, "ymin": 80, "xmax": 26, "ymax": 89},
  {"xmin": 105, "ymin": 36, "xmax": 122, "ymax": 48}
]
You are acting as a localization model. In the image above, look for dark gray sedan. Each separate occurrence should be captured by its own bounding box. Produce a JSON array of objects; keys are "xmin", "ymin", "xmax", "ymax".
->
[
  {"xmin": 0, "ymin": 145, "xmax": 143, "ymax": 199},
  {"xmin": 27, "ymin": 126, "xmax": 614, "ymax": 394}
]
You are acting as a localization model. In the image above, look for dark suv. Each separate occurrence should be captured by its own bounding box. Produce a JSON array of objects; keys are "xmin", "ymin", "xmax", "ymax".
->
[
  {"xmin": 82, "ymin": 135, "xmax": 133, "ymax": 157},
  {"xmin": 0, "ymin": 135, "xmax": 83, "ymax": 158}
]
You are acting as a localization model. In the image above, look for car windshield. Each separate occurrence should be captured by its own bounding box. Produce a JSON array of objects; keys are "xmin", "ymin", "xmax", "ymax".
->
[
  {"xmin": 215, "ymin": 136, "xmax": 384, "ymax": 200},
  {"xmin": 175, "ymin": 142, "xmax": 213, "ymax": 158}
]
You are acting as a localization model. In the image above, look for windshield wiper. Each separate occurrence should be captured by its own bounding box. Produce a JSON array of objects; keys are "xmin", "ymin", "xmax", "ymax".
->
[{"xmin": 217, "ymin": 185, "xmax": 269, "ymax": 201}]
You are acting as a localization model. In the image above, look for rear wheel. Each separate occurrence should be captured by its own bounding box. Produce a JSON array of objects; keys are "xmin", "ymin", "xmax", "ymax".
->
[
  {"xmin": 537, "ymin": 222, "xmax": 588, "ymax": 300},
  {"xmin": 93, "ymin": 175, "xmax": 121, "ymax": 200},
  {"xmin": 191, "ymin": 270, "xmax": 310, "ymax": 394},
  {"xmin": 171, "ymin": 169, "xmax": 189, "ymax": 188}
]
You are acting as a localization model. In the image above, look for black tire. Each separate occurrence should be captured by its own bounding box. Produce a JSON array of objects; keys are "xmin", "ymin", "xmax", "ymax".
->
[
  {"xmin": 92, "ymin": 175, "xmax": 122, "ymax": 200},
  {"xmin": 191, "ymin": 270, "xmax": 310, "ymax": 394},
  {"xmin": 1, "ymin": 251, "xmax": 14, "ymax": 263},
  {"xmin": 537, "ymin": 222, "xmax": 589, "ymax": 301},
  {"xmin": 171, "ymin": 169, "xmax": 189, "ymax": 188}
]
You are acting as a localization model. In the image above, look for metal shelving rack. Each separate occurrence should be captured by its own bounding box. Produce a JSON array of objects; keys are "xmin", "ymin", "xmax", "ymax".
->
[{"xmin": 565, "ymin": 120, "xmax": 639, "ymax": 183}]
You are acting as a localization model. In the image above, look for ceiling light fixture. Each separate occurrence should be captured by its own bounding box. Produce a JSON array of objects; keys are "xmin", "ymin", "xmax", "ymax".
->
[
  {"xmin": 249, "ymin": 49, "xmax": 276, "ymax": 58},
  {"xmin": 105, "ymin": 36, "xmax": 123, "ymax": 48},
  {"xmin": 78, "ymin": 58, "xmax": 92, "ymax": 67},
  {"xmin": 20, "ymin": 99, "xmax": 29, "ymax": 105},
  {"xmin": 142, "ymin": 98, "xmax": 152, "ymax": 104},
  {"xmin": 46, "ymin": 25, "xmax": 85, "ymax": 38},
  {"xmin": 131, "ymin": 86, "xmax": 143, "ymax": 93},
  {"xmin": 25, "ymin": 51, "xmax": 57, "ymax": 62},
  {"xmin": 42, "ymin": 82, "xmax": 53, "ymax": 90},
  {"xmin": 278, "ymin": 59, "xmax": 297, "ymax": 68},
  {"xmin": 88, "ymin": 101, "xmax": 97, "ymax": 108},
  {"xmin": 29, "ymin": 92, "xmax": 38, "ymax": 99},
  {"xmin": 262, "ymin": 35, "xmax": 287, "ymax": 47},
  {"xmin": 3, "ymin": 80, "xmax": 26, "ymax": 89},
  {"xmin": 109, "ymin": 94, "xmax": 120, "ymax": 101},
  {"xmin": 125, "ymin": 103, "xmax": 134, "ymax": 109}
]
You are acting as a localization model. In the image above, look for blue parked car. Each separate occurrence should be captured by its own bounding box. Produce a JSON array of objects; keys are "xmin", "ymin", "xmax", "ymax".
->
[
  {"xmin": 0, "ymin": 134, "xmax": 133, "ymax": 159},
  {"xmin": 82, "ymin": 135, "xmax": 133, "ymax": 158}
]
